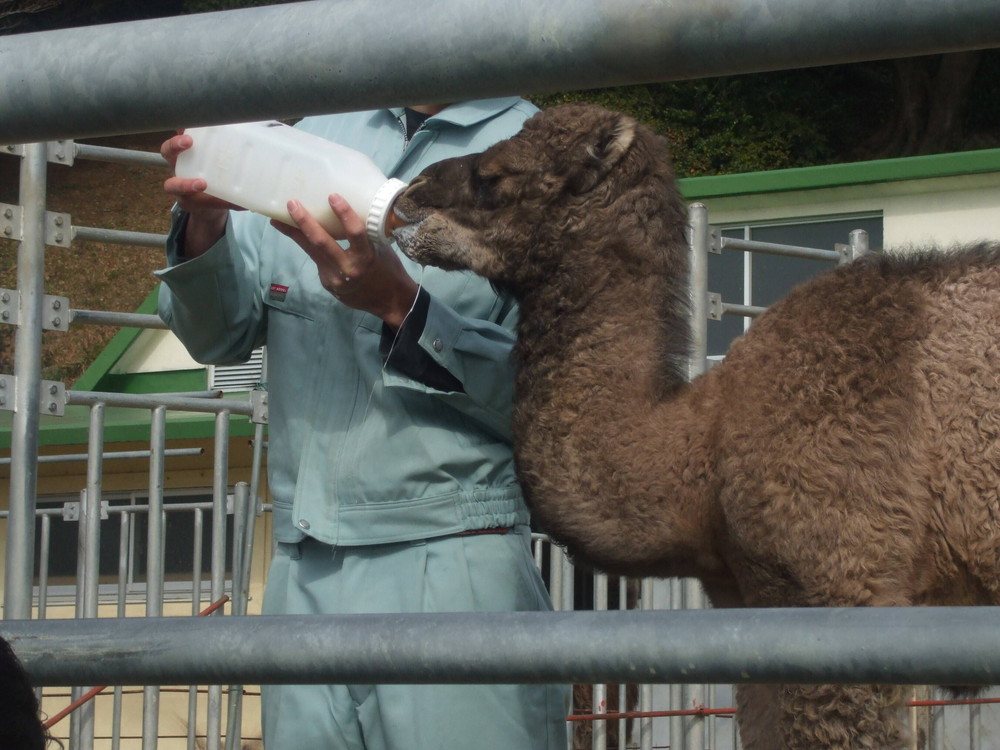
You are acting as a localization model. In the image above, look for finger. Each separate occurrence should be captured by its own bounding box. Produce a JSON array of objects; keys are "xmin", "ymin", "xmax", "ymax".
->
[
  {"xmin": 164, "ymin": 175, "xmax": 207, "ymax": 197},
  {"xmin": 328, "ymin": 194, "xmax": 369, "ymax": 247},
  {"xmin": 160, "ymin": 133, "xmax": 193, "ymax": 165},
  {"xmin": 287, "ymin": 200, "xmax": 342, "ymax": 251}
]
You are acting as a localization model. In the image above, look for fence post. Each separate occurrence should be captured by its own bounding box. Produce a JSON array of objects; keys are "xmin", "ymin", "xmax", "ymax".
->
[{"xmin": 3, "ymin": 142, "xmax": 47, "ymax": 621}]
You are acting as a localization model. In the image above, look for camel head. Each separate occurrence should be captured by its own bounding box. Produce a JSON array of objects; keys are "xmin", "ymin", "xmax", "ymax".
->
[{"xmin": 393, "ymin": 103, "xmax": 686, "ymax": 294}]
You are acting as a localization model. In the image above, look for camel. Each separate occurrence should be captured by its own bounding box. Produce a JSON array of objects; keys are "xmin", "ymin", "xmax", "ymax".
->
[{"xmin": 391, "ymin": 102, "xmax": 1000, "ymax": 749}]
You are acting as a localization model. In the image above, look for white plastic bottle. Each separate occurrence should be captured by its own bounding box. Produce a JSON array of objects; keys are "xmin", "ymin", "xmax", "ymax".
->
[{"xmin": 174, "ymin": 120, "xmax": 408, "ymax": 244}]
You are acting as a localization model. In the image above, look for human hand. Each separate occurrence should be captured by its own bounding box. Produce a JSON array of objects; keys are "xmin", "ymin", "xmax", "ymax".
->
[
  {"xmin": 271, "ymin": 194, "xmax": 420, "ymax": 329},
  {"xmin": 160, "ymin": 132, "xmax": 244, "ymax": 214},
  {"xmin": 160, "ymin": 131, "xmax": 244, "ymax": 257}
]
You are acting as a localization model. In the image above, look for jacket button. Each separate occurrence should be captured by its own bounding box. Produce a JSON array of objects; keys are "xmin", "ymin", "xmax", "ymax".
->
[
  {"xmin": 297, "ymin": 519, "xmax": 311, "ymax": 530},
  {"xmin": 432, "ymin": 338, "xmax": 443, "ymax": 352}
]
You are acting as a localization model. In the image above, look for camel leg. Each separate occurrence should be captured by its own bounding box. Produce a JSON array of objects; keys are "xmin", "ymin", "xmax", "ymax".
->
[
  {"xmin": 735, "ymin": 684, "xmax": 789, "ymax": 750},
  {"xmin": 736, "ymin": 683, "xmax": 909, "ymax": 750}
]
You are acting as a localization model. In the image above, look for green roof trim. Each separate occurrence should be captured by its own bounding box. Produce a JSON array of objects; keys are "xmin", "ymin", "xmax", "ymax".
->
[
  {"xmin": 678, "ymin": 147, "xmax": 1000, "ymax": 201},
  {"xmin": 72, "ymin": 285, "xmax": 160, "ymax": 392},
  {"xmin": 0, "ymin": 404, "xmax": 257, "ymax": 450},
  {"xmin": 94, "ymin": 369, "xmax": 206, "ymax": 396}
]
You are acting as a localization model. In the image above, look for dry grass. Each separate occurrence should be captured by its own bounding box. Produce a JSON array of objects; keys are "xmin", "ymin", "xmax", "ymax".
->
[{"xmin": 0, "ymin": 131, "xmax": 174, "ymax": 384}]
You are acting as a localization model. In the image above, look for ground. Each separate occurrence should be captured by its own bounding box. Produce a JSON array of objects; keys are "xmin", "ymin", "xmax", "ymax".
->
[{"xmin": 0, "ymin": 131, "xmax": 174, "ymax": 385}]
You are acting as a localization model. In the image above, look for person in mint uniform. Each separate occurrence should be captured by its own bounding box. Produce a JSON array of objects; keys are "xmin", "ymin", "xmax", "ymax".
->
[{"xmin": 156, "ymin": 99, "xmax": 569, "ymax": 749}]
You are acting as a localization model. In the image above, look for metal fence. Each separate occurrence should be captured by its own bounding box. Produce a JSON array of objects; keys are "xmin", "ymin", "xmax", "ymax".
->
[{"xmin": 3, "ymin": 118, "xmax": 1000, "ymax": 750}]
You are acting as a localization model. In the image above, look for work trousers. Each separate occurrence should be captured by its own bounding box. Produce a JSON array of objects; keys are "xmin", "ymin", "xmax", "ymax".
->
[{"xmin": 261, "ymin": 526, "xmax": 570, "ymax": 749}]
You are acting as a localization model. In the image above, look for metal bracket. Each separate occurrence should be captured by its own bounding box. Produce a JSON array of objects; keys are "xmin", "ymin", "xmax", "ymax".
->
[
  {"xmin": 62, "ymin": 499, "xmax": 109, "ymax": 522},
  {"xmin": 0, "ymin": 374, "xmax": 11, "ymax": 410},
  {"xmin": 0, "ymin": 289, "xmax": 16, "ymax": 325},
  {"xmin": 0, "ymin": 203, "xmax": 73, "ymax": 247},
  {"xmin": 47, "ymin": 141, "xmax": 75, "ymax": 166},
  {"xmin": 0, "ymin": 290, "xmax": 71, "ymax": 331},
  {"xmin": 45, "ymin": 212, "xmax": 72, "ymax": 247},
  {"xmin": 1, "ymin": 203, "xmax": 22, "ymax": 241},
  {"xmin": 250, "ymin": 388, "xmax": 269, "ymax": 425},
  {"xmin": 1, "ymin": 142, "xmax": 75, "ymax": 165},
  {"xmin": 835, "ymin": 242, "xmax": 867, "ymax": 265},
  {"xmin": 43, "ymin": 295, "xmax": 70, "ymax": 331},
  {"xmin": 0, "ymin": 375, "xmax": 66, "ymax": 415},
  {"xmin": 41, "ymin": 380, "xmax": 66, "ymax": 416},
  {"xmin": 707, "ymin": 292, "xmax": 724, "ymax": 321},
  {"xmin": 708, "ymin": 228, "xmax": 724, "ymax": 254}
]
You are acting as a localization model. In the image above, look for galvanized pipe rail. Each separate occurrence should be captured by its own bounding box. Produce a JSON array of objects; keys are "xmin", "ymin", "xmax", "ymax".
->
[
  {"xmin": 3, "ymin": 0, "xmax": 1000, "ymax": 143},
  {"xmin": 5, "ymin": 607, "xmax": 1000, "ymax": 688}
]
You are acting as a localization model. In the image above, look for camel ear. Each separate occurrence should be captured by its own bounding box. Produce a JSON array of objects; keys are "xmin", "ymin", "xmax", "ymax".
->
[{"xmin": 567, "ymin": 114, "xmax": 637, "ymax": 195}]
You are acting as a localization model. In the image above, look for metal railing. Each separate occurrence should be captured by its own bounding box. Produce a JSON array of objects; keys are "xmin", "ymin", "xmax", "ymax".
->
[{"xmin": 4, "ymin": 134, "xmax": 1000, "ymax": 750}]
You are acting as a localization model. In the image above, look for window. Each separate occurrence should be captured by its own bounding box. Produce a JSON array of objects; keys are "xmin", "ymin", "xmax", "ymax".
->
[
  {"xmin": 707, "ymin": 214, "xmax": 883, "ymax": 357},
  {"xmin": 33, "ymin": 490, "xmax": 236, "ymax": 601}
]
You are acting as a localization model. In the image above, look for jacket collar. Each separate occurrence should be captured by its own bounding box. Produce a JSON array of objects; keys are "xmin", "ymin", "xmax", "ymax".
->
[{"xmin": 388, "ymin": 97, "xmax": 525, "ymax": 130}]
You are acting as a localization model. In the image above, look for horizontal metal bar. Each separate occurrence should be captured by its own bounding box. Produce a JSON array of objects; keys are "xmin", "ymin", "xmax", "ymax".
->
[
  {"xmin": 718, "ymin": 236, "xmax": 842, "ymax": 262},
  {"xmin": 66, "ymin": 390, "xmax": 254, "ymax": 417},
  {"xmin": 73, "ymin": 143, "xmax": 167, "ymax": 168},
  {"xmin": 72, "ymin": 225, "xmax": 167, "ymax": 248},
  {"xmin": 3, "ymin": 0, "xmax": 1000, "ymax": 142},
  {"xmin": 0, "ymin": 447, "xmax": 203, "ymax": 466},
  {"xmin": 70, "ymin": 310, "xmax": 168, "ymax": 329},
  {"xmin": 4, "ymin": 608, "xmax": 1000, "ymax": 688},
  {"xmin": 721, "ymin": 302, "xmax": 766, "ymax": 319}
]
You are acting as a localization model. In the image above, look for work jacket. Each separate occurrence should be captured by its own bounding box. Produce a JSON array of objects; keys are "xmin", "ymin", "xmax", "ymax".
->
[{"xmin": 156, "ymin": 98, "xmax": 537, "ymax": 545}]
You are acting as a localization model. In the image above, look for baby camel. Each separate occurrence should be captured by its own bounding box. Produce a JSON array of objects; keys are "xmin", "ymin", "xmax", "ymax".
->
[{"xmin": 393, "ymin": 102, "xmax": 1000, "ymax": 749}]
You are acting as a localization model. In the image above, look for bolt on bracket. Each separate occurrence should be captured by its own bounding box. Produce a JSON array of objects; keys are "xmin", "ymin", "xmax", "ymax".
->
[
  {"xmin": 45, "ymin": 212, "xmax": 72, "ymax": 247},
  {"xmin": 0, "ymin": 203, "xmax": 74, "ymax": 247},
  {"xmin": 0, "ymin": 290, "xmax": 71, "ymax": 331},
  {"xmin": 0, "ymin": 375, "xmax": 66, "ymax": 416},
  {"xmin": 1, "ymin": 142, "xmax": 76, "ymax": 165},
  {"xmin": 0, "ymin": 202, "xmax": 22, "ymax": 241},
  {"xmin": 250, "ymin": 388, "xmax": 269, "ymax": 425},
  {"xmin": 707, "ymin": 292, "xmax": 724, "ymax": 321}
]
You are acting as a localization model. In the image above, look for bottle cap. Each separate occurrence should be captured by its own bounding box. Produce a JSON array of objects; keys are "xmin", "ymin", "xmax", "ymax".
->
[{"xmin": 366, "ymin": 178, "xmax": 409, "ymax": 245}]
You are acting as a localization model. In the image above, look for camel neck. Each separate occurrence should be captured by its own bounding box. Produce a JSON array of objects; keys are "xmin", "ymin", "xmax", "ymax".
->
[{"xmin": 510, "ymin": 252, "xmax": 720, "ymax": 580}]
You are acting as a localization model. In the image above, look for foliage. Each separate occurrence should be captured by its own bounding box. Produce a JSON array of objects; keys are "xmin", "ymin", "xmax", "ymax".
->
[{"xmin": 531, "ymin": 65, "xmax": 891, "ymax": 176}]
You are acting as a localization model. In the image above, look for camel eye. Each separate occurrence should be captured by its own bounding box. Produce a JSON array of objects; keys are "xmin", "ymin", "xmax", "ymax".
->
[{"xmin": 474, "ymin": 173, "xmax": 502, "ymax": 209}]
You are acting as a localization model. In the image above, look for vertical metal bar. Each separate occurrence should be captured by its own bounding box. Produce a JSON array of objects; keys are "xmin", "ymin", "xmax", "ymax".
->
[
  {"xmin": 82, "ymin": 403, "xmax": 105, "ymax": 616},
  {"xmin": 638, "ymin": 578, "xmax": 654, "ymax": 750},
  {"xmin": 189, "ymin": 508, "xmax": 205, "ymax": 750},
  {"xmin": 682, "ymin": 202, "xmax": 711, "ymax": 750},
  {"xmin": 143, "ymin": 405, "xmax": 167, "ymax": 750},
  {"xmin": 592, "ymin": 571, "xmax": 608, "ymax": 750},
  {"xmin": 681, "ymin": 583, "xmax": 707, "ymax": 750},
  {"xmin": 849, "ymin": 228, "xmax": 870, "ymax": 261},
  {"xmin": 742, "ymin": 224, "xmax": 753, "ymax": 335},
  {"xmin": 224, "ymin": 482, "xmax": 250, "ymax": 750},
  {"xmin": 72, "ymin": 402, "xmax": 106, "ymax": 750},
  {"xmin": 113, "ymin": 511, "xmax": 129, "ymax": 750},
  {"xmin": 618, "ymin": 577, "xmax": 629, "ymax": 750},
  {"xmin": 560, "ymin": 553, "xmax": 575, "ymax": 613},
  {"xmin": 686, "ymin": 202, "xmax": 710, "ymax": 380},
  {"xmin": 37, "ymin": 514, "xmax": 50, "ymax": 620},
  {"xmin": 669, "ymin": 579, "xmax": 683, "ymax": 747},
  {"xmin": 4, "ymin": 141, "xmax": 47, "ymax": 621},
  {"xmin": 549, "ymin": 544, "xmax": 564, "ymax": 612},
  {"xmin": 207, "ymin": 411, "xmax": 231, "ymax": 750}
]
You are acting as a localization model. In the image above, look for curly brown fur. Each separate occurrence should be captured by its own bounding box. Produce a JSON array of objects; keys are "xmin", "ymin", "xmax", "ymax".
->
[{"xmin": 394, "ymin": 103, "xmax": 1000, "ymax": 749}]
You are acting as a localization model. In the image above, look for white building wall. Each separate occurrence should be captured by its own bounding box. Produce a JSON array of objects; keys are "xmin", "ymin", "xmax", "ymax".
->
[{"xmin": 696, "ymin": 173, "xmax": 1000, "ymax": 250}]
